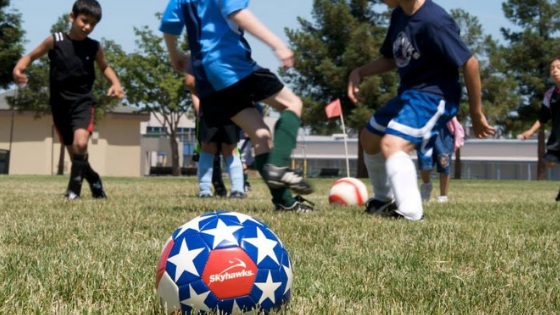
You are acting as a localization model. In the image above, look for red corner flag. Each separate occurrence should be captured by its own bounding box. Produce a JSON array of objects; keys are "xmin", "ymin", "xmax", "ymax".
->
[{"xmin": 325, "ymin": 99, "xmax": 342, "ymax": 118}]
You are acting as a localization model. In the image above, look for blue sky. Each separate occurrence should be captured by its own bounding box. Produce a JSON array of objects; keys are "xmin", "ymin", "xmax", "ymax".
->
[{"xmin": 11, "ymin": 0, "xmax": 512, "ymax": 73}]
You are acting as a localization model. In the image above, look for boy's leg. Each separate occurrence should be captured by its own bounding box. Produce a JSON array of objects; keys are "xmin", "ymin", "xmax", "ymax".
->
[
  {"xmin": 419, "ymin": 170, "xmax": 433, "ymax": 203},
  {"xmin": 212, "ymin": 150, "xmax": 227, "ymax": 198},
  {"xmin": 257, "ymin": 88, "xmax": 313, "ymax": 194},
  {"xmin": 65, "ymin": 129, "xmax": 90, "ymax": 199},
  {"xmin": 198, "ymin": 142, "xmax": 217, "ymax": 197},
  {"xmin": 382, "ymin": 134, "xmax": 423, "ymax": 221},
  {"xmin": 221, "ymin": 144, "xmax": 245, "ymax": 198},
  {"xmin": 362, "ymin": 129, "xmax": 396, "ymax": 213}
]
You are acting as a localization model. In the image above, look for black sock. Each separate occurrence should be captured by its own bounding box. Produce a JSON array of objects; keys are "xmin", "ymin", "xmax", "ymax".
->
[
  {"xmin": 83, "ymin": 155, "xmax": 100, "ymax": 184},
  {"xmin": 212, "ymin": 153, "xmax": 226, "ymax": 191},
  {"xmin": 67, "ymin": 154, "xmax": 87, "ymax": 195}
]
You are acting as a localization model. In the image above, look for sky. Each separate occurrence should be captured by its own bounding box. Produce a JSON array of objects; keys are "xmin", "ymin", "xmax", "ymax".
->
[{"xmin": 10, "ymin": 0, "xmax": 513, "ymax": 75}]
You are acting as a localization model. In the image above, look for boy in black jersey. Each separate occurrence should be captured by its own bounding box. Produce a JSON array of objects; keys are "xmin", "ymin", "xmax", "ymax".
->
[
  {"xmin": 12, "ymin": 0, "xmax": 124, "ymax": 200},
  {"xmin": 521, "ymin": 56, "xmax": 560, "ymax": 200}
]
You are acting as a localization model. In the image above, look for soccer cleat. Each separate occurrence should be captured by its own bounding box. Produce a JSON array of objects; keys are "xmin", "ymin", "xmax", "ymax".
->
[
  {"xmin": 89, "ymin": 179, "xmax": 107, "ymax": 199},
  {"xmin": 64, "ymin": 191, "xmax": 80, "ymax": 201},
  {"xmin": 420, "ymin": 182, "xmax": 433, "ymax": 203},
  {"xmin": 229, "ymin": 191, "xmax": 246, "ymax": 199},
  {"xmin": 436, "ymin": 195, "xmax": 448, "ymax": 203},
  {"xmin": 364, "ymin": 198, "xmax": 400, "ymax": 217},
  {"xmin": 262, "ymin": 164, "xmax": 313, "ymax": 195},
  {"xmin": 214, "ymin": 186, "xmax": 228, "ymax": 198},
  {"xmin": 198, "ymin": 192, "xmax": 213, "ymax": 198},
  {"xmin": 275, "ymin": 195, "xmax": 314, "ymax": 213},
  {"xmin": 556, "ymin": 189, "xmax": 560, "ymax": 202},
  {"xmin": 244, "ymin": 181, "xmax": 252, "ymax": 192}
]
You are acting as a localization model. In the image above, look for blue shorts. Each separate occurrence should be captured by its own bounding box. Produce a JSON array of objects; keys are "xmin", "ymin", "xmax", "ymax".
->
[
  {"xmin": 365, "ymin": 90, "xmax": 458, "ymax": 149},
  {"xmin": 417, "ymin": 126, "xmax": 454, "ymax": 174}
]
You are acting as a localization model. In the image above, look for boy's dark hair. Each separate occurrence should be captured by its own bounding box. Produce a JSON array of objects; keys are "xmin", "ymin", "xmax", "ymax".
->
[
  {"xmin": 72, "ymin": 0, "xmax": 102, "ymax": 22},
  {"xmin": 550, "ymin": 56, "xmax": 560, "ymax": 66}
]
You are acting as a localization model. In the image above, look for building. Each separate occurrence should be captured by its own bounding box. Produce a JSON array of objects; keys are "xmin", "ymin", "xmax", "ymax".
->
[{"xmin": 0, "ymin": 90, "xmax": 150, "ymax": 176}]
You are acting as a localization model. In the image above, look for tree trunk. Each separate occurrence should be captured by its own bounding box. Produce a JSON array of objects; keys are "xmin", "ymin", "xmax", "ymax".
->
[
  {"xmin": 537, "ymin": 128, "xmax": 546, "ymax": 181},
  {"xmin": 57, "ymin": 145, "xmax": 65, "ymax": 175},
  {"xmin": 454, "ymin": 147, "xmax": 462, "ymax": 180},
  {"xmin": 169, "ymin": 132, "xmax": 181, "ymax": 177},
  {"xmin": 356, "ymin": 128, "xmax": 367, "ymax": 178}
]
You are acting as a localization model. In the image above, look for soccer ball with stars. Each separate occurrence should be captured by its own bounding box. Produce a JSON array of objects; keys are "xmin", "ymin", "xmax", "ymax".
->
[{"xmin": 156, "ymin": 211, "xmax": 293, "ymax": 314}]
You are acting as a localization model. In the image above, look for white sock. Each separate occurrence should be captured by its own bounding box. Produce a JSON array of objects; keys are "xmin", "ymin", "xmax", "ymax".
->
[
  {"xmin": 364, "ymin": 152, "xmax": 393, "ymax": 201},
  {"xmin": 386, "ymin": 151, "xmax": 423, "ymax": 221}
]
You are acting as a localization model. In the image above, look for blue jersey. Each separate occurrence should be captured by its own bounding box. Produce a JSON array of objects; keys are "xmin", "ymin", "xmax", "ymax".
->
[
  {"xmin": 160, "ymin": 0, "xmax": 260, "ymax": 98},
  {"xmin": 380, "ymin": 0, "xmax": 472, "ymax": 103}
]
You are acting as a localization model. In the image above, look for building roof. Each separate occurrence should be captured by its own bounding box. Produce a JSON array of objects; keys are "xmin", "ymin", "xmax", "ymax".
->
[{"xmin": 0, "ymin": 89, "xmax": 143, "ymax": 115}]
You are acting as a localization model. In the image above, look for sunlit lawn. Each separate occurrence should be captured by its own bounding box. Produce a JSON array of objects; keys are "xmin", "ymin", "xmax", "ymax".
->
[{"xmin": 1, "ymin": 175, "xmax": 559, "ymax": 314}]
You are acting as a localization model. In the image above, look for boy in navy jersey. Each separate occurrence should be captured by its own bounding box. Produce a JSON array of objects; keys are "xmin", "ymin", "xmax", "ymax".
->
[
  {"xmin": 160, "ymin": 0, "xmax": 314, "ymax": 212},
  {"xmin": 348, "ymin": 0, "xmax": 494, "ymax": 220},
  {"xmin": 521, "ymin": 56, "xmax": 560, "ymax": 200},
  {"xmin": 13, "ymin": 0, "xmax": 124, "ymax": 200}
]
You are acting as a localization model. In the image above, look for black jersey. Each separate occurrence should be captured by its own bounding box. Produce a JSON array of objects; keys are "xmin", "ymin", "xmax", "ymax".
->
[
  {"xmin": 48, "ymin": 32, "xmax": 99, "ymax": 108},
  {"xmin": 539, "ymin": 86, "xmax": 560, "ymax": 151}
]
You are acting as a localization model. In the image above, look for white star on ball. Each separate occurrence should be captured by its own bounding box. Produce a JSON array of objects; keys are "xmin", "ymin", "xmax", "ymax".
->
[
  {"xmin": 202, "ymin": 219, "xmax": 242, "ymax": 249},
  {"xmin": 254, "ymin": 271, "xmax": 282, "ymax": 304},
  {"xmin": 244, "ymin": 227, "xmax": 279, "ymax": 265},
  {"xmin": 167, "ymin": 239, "xmax": 205, "ymax": 281}
]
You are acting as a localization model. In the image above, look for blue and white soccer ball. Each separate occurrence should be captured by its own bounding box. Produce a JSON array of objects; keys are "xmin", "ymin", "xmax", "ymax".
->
[{"xmin": 156, "ymin": 211, "xmax": 293, "ymax": 314}]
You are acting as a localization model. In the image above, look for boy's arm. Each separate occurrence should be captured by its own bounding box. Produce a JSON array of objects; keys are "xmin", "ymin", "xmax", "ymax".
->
[
  {"xmin": 95, "ymin": 45, "xmax": 124, "ymax": 99},
  {"xmin": 163, "ymin": 33, "xmax": 188, "ymax": 73},
  {"xmin": 520, "ymin": 120, "xmax": 542, "ymax": 140},
  {"xmin": 347, "ymin": 57, "xmax": 396, "ymax": 104},
  {"xmin": 12, "ymin": 36, "xmax": 54, "ymax": 86},
  {"xmin": 228, "ymin": 9, "xmax": 293, "ymax": 68},
  {"xmin": 463, "ymin": 56, "xmax": 495, "ymax": 138}
]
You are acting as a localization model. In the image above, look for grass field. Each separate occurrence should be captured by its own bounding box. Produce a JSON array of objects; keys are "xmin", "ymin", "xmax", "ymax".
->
[{"xmin": 1, "ymin": 175, "xmax": 559, "ymax": 314}]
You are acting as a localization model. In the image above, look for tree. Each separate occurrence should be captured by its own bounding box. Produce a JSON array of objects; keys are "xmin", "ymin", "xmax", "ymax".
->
[
  {"xmin": 282, "ymin": 0, "xmax": 395, "ymax": 177},
  {"xmin": 120, "ymin": 24, "xmax": 192, "ymax": 176},
  {"xmin": 0, "ymin": 0, "xmax": 25, "ymax": 89},
  {"xmin": 500, "ymin": 0, "xmax": 560, "ymax": 180}
]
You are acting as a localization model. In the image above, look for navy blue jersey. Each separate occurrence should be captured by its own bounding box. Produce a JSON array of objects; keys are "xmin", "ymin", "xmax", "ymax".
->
[
  {"xmin": 160, "ymin": 0, "xmax": 260, "ymax": 98},
  {"xmin": 540, "ymin": 86, "xmax": 560, "ymax": 151},
  {"xmin": 380, "ymin": 0, "xmax": 472, "ymax": 103}
]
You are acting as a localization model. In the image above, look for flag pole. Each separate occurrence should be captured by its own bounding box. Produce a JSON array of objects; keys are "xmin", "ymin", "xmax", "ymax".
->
[{"xmin": 339, "ymin": 112, "xmax": 350, "ymax": 177}]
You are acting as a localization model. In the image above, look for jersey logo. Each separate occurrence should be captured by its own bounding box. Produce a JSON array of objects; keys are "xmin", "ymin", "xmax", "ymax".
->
[{"xmin": 393, "ymin": 32, "xmax": 419, "ymax": 68}]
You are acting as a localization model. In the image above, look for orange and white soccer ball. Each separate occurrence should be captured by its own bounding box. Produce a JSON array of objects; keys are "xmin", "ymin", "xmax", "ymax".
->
[{"xmin": 328, "ymin": 177, "xmax": 369, "ymax": 206}]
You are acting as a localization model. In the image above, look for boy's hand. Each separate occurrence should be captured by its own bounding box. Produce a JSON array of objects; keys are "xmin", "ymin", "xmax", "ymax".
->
[
  {"xmin": 347, "ymin": 69, "xmax": 361, "ymax": 104},
  {"xmin": 519, "ymin": 131, "xmax": 533, "ymax": 140},
  {"xmin": 169, "ymin": 53, "xmax": 188, "ymax": 74},
  {"xmin": 13, "ymin": 69, "xmax": 28, "ymax": 86},
  {"xmin": 471, "ymin": 112, "xmax": 495, "ymax": 138},
  {"xmin": 107, "ymin": 85, "xmax": 125, "ymax": 99},
  {"xmin": 274, "ymin": 47, "xmax": 294, "ymax": 68}
]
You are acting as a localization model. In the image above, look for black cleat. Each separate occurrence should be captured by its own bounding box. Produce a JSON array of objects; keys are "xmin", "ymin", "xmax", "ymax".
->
[
  {"xmin": 244, "ymin": 181, "xmax": 252, "ymax": 192},
  {"xmin": 89, "ymin": 179, "xmax": 107, "ymax": 199},
  {"xmin": 262, "ymin": 164, "xmax": 313, "ymax": 195},
  {"xmin": 229, "ymin": 191, "xmax": 246, "ymax": 199},
  {"xmin": 364, "ymin": 198, "xmax": 402, "ymax": 218},
  {"xmin": 275, "ymin": 195, "xmax": 314, "ymax": 213},
  {"xmin": 556, "ymin": 189, "xmax": 560, "ymax": 202}
]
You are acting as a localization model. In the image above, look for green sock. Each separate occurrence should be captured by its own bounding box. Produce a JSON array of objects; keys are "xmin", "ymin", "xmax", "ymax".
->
[
  {"xmin": 267, "ymin": 110, "xmax": 300, "ymax": 167},
  {"xmin": 255, "ymin": 153, "xmax": 295, "ymax": 206}
]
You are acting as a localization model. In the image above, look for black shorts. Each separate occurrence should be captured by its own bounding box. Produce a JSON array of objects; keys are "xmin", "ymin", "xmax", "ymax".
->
[
  {"xmin": 199, "ymin": 68, "xmax": 283, "ymax": 127},
  {"xmin": 51, "ymin": 102, "xmax": 94, "ymax": 145},
  {"xmin": 197, "ymin": 117, "xmax": 240, "ymax": 145}
]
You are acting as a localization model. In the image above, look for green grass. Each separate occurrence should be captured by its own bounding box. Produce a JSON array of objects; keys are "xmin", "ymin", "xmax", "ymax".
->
[{"xmin": 1, "ymin": 175, "xmax": 559, "ymax": 314}]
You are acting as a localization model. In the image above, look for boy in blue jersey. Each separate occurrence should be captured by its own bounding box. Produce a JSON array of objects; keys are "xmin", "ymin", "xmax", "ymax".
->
[
  {"xmin": 347, "ymin": 0, "xmax": 494, "ymax": 220},
  {"xmin": 160, "ymin": 0, "xmax": 314, "ymax": 212}
]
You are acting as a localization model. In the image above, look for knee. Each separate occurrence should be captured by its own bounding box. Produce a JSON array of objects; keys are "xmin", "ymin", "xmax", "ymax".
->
[
  {"xmin": 361, "ymin": 129, "xmax": 381, "ymax": 154},
  {"xmin": 73, "ymin": 139, "xmax": 88, "ymax": 153},
  {"xmin": 251, "ymin": 129, "xmax": 272, "ymax": 154},
  {"xmin": 285, "ymin": 96, "xmax": 303, "ymax": 117}
]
